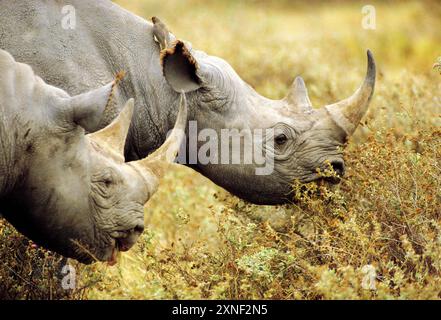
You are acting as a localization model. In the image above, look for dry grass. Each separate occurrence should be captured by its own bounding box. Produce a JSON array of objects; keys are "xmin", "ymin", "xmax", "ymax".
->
[{"xmin": 0, "ymin": 0, "xmax": 440, "ymax": 299}]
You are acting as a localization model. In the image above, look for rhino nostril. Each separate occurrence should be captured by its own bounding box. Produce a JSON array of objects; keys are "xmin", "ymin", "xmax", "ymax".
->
[
  {"xmin": 134, "ymin": 224, "xmax": 144, "ymax": 234},
  {"xmin": 330, "ymin": 160, "xmax": 345, "ymax": 176}
]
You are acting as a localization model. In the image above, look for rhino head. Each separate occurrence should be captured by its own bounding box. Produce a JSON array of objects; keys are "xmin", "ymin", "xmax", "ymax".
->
[
  {"xmin": 161, "ymin": 41, "xmax": 375, "ymax": 204},
  {"xmin": 0, "ymin": 49, "xmax": 186, "ymax": 264}
]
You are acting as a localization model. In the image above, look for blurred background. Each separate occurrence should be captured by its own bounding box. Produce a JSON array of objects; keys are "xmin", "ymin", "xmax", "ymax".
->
[{"xmin": 1, "ymin": 0, "xmax": 440, "ymax": 299}]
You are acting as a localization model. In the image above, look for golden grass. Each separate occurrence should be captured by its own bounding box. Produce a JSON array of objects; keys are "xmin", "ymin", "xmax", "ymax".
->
[{"xmin": 0, "ymin": 0, "xmax": 440, "ymax": 299}]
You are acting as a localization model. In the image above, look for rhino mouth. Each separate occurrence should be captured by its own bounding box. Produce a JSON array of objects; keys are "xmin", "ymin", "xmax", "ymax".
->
[
  {"xmin": 290, "ymin": 176, "xmax": 342, "ymax": 202},
  {"xmin": 302, "ymin": 161, "xmax": 345, "ymax": 185},
  {"xmin": 69, "ymin": 224, "xmax": 144, "ymax": 265},
  {"xmin": 107, "ymin": 225, "xmax": 144, "ymax": 265},
  {"xmin": 301, "ymin": 174, "xmax": 342, "ymax": 185},
  {"xmin": 320, "ymin": 176, "xmax": 342, "ymax": 185}
]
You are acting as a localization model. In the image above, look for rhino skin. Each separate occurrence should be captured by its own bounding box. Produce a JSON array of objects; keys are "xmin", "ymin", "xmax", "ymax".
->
[
  {"xmin": 0, "ymin": 48, "xmax": 187, "ymax": 264},
  {"xmin": 0, "ymin": 0, "xmax": 375, "ymax": 205}
]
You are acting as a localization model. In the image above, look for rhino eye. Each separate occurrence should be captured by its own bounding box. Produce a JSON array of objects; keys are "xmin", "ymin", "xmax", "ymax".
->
[
  {"xmin": 103, "ymin": 177, "xmax": 113, "ymax": 187},
  {"xmin": 275, "ymin": 134, "xmax": 288, "ymax": 145},
  {"xmin": 100, "ymin": 170, "xmax": 116, "ymax": 187}
]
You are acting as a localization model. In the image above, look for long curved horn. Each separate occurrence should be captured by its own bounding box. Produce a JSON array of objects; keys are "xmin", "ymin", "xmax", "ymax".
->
[
  {"xmin": 325, "ymin": 50, "xmax": 376, "ymax": 136},
  {"xmin": 132, "ymin": 92, "xmax": 188, "ymax": 178},
  {"xmin": 286, "ymin": 76, "xmax": 313, "ymax": 113}
]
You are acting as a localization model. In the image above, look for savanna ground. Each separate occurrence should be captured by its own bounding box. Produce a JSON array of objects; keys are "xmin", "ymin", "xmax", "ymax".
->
[{"xmin": 0, "ymin": 0, "xmax": 440, "ymax": 299}]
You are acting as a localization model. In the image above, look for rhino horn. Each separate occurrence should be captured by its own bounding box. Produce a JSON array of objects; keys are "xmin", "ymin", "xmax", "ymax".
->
[
  {"xmin": 88, "ymin": 98, "xmax": 134, "ymax": 160},
  {"xmin": 132, "ymin": 92, "xmax": 188, "ymax": 178},
  {"xmin": 325, "ymin": 50, "xmax": 376, "ymax": 136},
  {"xmin": 285, "ymin": 76, "xmax": 313, "ymax": 113}
]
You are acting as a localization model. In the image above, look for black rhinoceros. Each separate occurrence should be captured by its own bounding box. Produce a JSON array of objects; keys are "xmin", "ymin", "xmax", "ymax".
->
[
  {"xmin": 0, "ymin": 0, "xmax": 375, "ymax": 205},
  {"xmin": 0, "ymin": 49, "xmax": 187, "ymax": 264}
]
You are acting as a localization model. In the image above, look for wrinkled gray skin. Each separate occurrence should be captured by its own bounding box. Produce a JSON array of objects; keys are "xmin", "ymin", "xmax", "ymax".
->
[
  {"xmin": 0, "ymin": 48, "xmax": 186, "ymax": 264},
  {"xmin": 0, "ymin": 0, "xmax": 375, "ymax": 205}
]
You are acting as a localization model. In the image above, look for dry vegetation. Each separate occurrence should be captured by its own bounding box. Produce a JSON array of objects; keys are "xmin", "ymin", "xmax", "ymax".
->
[{"xmin": 0, "ymin": 0, "xmax": 440, "ymax": 299}]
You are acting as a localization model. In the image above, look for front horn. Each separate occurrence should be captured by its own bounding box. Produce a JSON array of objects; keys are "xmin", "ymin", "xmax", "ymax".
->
[{"xmin": 325, "ymin": 50, "xmax": 376, "ymax": 136}]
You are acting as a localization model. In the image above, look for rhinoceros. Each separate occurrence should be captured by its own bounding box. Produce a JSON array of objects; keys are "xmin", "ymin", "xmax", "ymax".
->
[
  {"xmin": 0, "ymin": 48, "xmax": 187, "ymax": 264},
  {"xmin": 0, "ymin": 0, "xmax": 376, "ymax": 205}
]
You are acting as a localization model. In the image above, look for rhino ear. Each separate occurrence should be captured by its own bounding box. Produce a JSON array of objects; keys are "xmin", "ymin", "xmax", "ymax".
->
[
  {"xmin": 68, "ymin": 82, "xmax": 113, "ymax": 132},
  {"xmin": 69, "ymin": 72, "xmax": 125, "ymax": 132},
  {"xmin": 161, "ymin": 40, "xmax": 202, "ymax": 93}
]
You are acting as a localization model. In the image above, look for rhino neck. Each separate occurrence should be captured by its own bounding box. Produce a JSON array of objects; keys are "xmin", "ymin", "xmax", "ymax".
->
[{"xmin": 122, "ymin": 69, "xmax": 187, "ymax": 161}]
